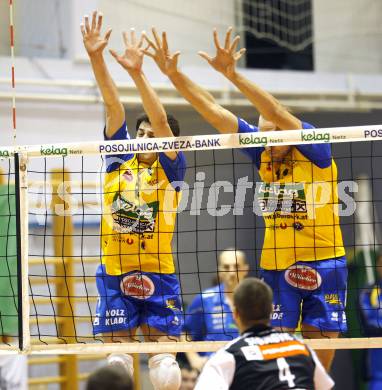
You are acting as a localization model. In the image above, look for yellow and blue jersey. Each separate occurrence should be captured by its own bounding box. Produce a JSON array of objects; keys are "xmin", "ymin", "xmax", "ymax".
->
[
  {"xmin": 101, "ymin": 122, "xmax": 186, "ymax": 275},
  {"xmin": 238, "ymin": 118, "xmax": 345, "ymax": 270}
]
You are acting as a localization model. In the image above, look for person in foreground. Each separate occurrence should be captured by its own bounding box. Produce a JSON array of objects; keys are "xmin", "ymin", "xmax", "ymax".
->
[
  {"xmin": 184, "ymin": 249, "xmax": 249, "ymax": 370},
  {"xmin": 81, "ymin": 11, "xmax": 186, "ymax": 390},
  {"xmin": 87, "ymin": 365, "xmax": 133, "ymax": 390},
  {"xmin": 143, "ymin": 27, "xmax": 346, "ymax": 371},
  {"xmin": 195, "ymin": 277, "xmax": 334, "ymax": 390},
  {"xmin": 359, "ymin": 253, "xmax": 382, "ymax": 390}
]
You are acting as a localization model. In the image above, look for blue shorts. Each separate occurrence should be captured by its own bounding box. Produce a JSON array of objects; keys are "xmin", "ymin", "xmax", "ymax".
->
[
  {"xmin": 93, "ymin": 265, "xmax": 183, "ymax": 337},
  {"xmin": 260, "ymin": 257, "xmax": 348, "ymax": 333}
]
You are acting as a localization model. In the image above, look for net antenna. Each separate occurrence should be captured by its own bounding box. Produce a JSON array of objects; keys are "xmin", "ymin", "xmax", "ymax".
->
[
  {"xmin": 239, "ymin": 0, "xmax": 313, "ymax": 51},
  {"xmin": 355, "ymin": 175, "xmax": 381, "ymax": 285},
  {"xmin": 8, "ymin": 0, "xmax": 17, "ymax": 142}
]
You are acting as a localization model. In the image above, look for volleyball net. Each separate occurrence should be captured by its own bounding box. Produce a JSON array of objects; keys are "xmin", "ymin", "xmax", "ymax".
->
[{"xmin": 0, "ymin": 124, "xmax": 381, "ymax": 354}]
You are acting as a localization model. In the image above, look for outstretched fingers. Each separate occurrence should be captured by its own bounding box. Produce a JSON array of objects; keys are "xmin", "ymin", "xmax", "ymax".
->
[
  {"xmin": 109, "ymin": 49, "xmax": 120, "ymax": 61},
  {"xmin": 198, "ymin": 51, "xmax": 213, "ymax": 64},
  {"xmin": 142, "ymin": 47, "xmax": 156, "ymax": 59},
  {"xmin": 130, "ymin": 28, "xmax": 137, "ymax": 45},
  {"xmin": 162, "ymin": 31, "xmax": 169, "ymax": 54},
  {"xmin": 104, "ymin": 28, "xmax": 112, "ymax": 42},
  {"xmin": 171, "ymin": 51, "xmax": 181, "ymax": 65},
  {"xmin": 80, "ymin": 23, "xmax": 86, "ymax": 38},
  {"xmin": 84, "ymin": 15, "xmax": 91, "ymax": 34},
  {"xmin": 224, "ymin": 27, "xmax": 233, "ymax": 50},
  {"xmin": 213, "ymin": 28, "xmax": 222, "ymax": 50},
  {"xmin": 142, "ymin": 32, "xmax": 158, "ymax": 51},
  {"xmin": 229, "ymin": 35, "xmax": 240, "ymax": 54},
  {"xmin": 122, "ymin": 31, "xmax": 130, "ymax": 48},
  {"xmin": 152, "ymin": 27, "xmax": 162, "ymax": 49},
  {"xmin": 137, "ymin": 32, "xmax": 144, "ymax": 48},
  {"xmin": 91, "ymin": 11, "xmax": 97, "ymax": 31},
  {"xmin": 96, "ymin": 12, "xmax": 103, "ymax": 32},
  {"xmin": 234, "ymin": 48, "xmax": 246, "ymax": 60}
]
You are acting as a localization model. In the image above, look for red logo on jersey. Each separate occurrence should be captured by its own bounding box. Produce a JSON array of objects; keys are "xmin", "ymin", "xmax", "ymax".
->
[
  {"xmin": 284, "ymin": 265, "xmax": 321, "ymax": 290},
  {"xmin": 120, "ymin": 273, "xmax": 155, "ymax": 299},
  {"xmin": 123, "ymin": 169, "xmax": 134, "ymax": 182}
]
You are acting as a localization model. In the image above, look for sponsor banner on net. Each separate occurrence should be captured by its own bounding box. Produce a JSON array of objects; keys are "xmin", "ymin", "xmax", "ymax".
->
[{"xmin": 8, "ymin": 123, "xmax": 382, "ymax": 158}]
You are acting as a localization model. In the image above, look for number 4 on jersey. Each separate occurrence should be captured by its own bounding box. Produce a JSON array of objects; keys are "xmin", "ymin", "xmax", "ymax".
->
[{"xmin": 277, "ymin": 357, "xmax": 296, "ymax": 388}]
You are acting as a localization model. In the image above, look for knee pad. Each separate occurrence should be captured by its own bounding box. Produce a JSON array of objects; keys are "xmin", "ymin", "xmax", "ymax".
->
[
  {"xmin": 107, "ymin": 353, "xmax": 134, "ymax": 378},
  {"xmin": 148, "ymin": 353, "xmax": 181, "ymax": 390}
]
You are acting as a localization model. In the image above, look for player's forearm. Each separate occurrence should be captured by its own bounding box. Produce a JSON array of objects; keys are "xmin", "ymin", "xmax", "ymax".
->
[
  {"xmin": 89, "ymin": 54, "xmax": 124, "ymax": 136},
  {"xmin": 169, "ymin": 71, "xmax": 237, "ymax": 134},
  {"xmin": 128, "ymin": 70, "xmax": 169, "ymax": 137},
  {"xmin": 226, "ymin": 70, "xmax": 280, "ymax": 122}
]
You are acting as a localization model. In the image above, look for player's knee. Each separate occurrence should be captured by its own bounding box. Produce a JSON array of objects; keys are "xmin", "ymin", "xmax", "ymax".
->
[
  {"xmin": 107, "ymin": 353, "xmax": 134, "ymax": 378},
  {"xmin": 148, "ymin": 353, "xmax": 181, "ymax": 390}
]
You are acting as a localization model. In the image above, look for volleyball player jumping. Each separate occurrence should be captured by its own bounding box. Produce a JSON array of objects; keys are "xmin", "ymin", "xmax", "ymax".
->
[
  {"xmin": 81, "ymin": 12, "xmax": 186, "ymax": 390},
  {"xmin": 143, "ymin": 27, "xmax": 346, "ymax": 371}
]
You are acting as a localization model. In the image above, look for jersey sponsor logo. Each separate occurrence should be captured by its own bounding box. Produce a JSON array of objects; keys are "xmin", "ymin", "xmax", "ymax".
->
[
  {"xmin": 325, "ymin": 294, "xmax": 342, "ymax": 305},
  {"xmin": 166, "ymin": 299, "xmax": 181, "ymax": 311},
  {"xmin": 123, "ymin": 169, "xmax": 134, "ymax": 182},
  {"xmin": 284, "ymin": 265, "xmax": 322, "ymax": 290},
  {"xmin": 171, "ymin": 316, "xmax": 180, "ymax": 326},
  {"xmin": 120, "ymin": 273, "xmax": 155, "ymax": 299},
  {"xmin": 245, "ymin": 332, "xmax": 294, "ymax": 347},
  {"xmin": 260, "ymin": 341, "xmax": 309, "ymax": 360},
  {"xmin": 257, "ymin": 183, "xmax": 307, "ymax": 214},
  {"xmin": 331, "ymin": 311, "xmax": 347, "ymax": 323},
  {"xmin": 241, "ymin": 345, "xmax": 264, "ymax": 361},
  {"xmin": 111, "ymin": 193, "xmax": 159, "ymax": 234},
  {"xmin": 293, "ymin": 222, "xmax": 304, "ymax": 231},
  {"xmin": 241, "ymin": 341, "xmax": 308, "ymax": 361},
  {"xmin": 271, "ymin": 304, "xmax": 284, "ymax": 320}
]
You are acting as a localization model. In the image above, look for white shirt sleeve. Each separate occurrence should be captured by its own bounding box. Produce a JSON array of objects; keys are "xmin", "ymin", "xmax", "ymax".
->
[
  {"xmin": 194, "ymin": 349, "xmax": 235, "ymax": 390},
  {"xmin": 309, "ymin": 348, "xmax": 335, "ymax": 390}
]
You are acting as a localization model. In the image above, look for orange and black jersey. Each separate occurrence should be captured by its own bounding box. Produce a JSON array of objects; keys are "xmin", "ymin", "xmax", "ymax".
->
[{"xmin": 195, "ymin": 325, "xmax": 334, "ymax": 390}]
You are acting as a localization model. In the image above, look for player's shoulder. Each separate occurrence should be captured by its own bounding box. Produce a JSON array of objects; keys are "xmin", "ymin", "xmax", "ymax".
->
[
  {"xmin": 301, "ymin": 121, "xmax": 315, "ymax": 130},
  {"xmin": 238, "ymin": 117, "xmax": 259, "ymax": 134}
]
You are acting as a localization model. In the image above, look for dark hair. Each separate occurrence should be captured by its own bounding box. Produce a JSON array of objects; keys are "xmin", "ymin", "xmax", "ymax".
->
[
  {"xmin": 86, "ymin": 365, "xmax": 133, "ymax": 390},
  {"xmin": 135, "ymin": 113, "xmax": 180, "ymax": 136},
  {"xmin": 233, "ymin": 277, "xmax": 273, "ymax": 324}
]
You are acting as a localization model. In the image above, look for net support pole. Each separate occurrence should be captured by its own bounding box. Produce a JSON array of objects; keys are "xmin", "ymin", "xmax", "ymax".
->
[
  {"xmin": 51, "ymin": 169, "xmax": 78, "ymax": 390},
  {"xmin": 14, "ymin": 152, "xmax": 30, "ymax": 351}
]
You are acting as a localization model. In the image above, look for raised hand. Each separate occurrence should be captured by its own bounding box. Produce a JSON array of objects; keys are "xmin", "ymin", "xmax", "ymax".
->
[
  {"xmin": 142, "ymin": 28, "xmax": 180, "ymax": 76},
  {"xmin": 198, "ymin": 27, "xmax": 246, "ymax": 77},
  {"xmin": 81, "ymin": 11, "xmax": 112, "ymax": 57},
  {"xmin": 109, "ymin": 29, "xmax": 144, "ymax": 74}
]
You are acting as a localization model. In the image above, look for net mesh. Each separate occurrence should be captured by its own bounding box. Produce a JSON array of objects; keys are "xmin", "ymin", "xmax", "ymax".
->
[
  {"xmin": 241, "ymin": 0, "xmax": 313, "ymax": 51},
  {"xmin": 13, "ymin": 130, "xmax": 380, "ymax": 353}
]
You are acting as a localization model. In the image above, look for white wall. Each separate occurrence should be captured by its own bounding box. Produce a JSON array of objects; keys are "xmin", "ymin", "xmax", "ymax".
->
[
  {"xmin": 0, "ymin": 101, "xmax": 103, "ymax": 146},
  {"xmin": 314, "ymin": 0, "xmax": 382, "ymax": 73},
  {"xmin": 74, "ymin": 0, "xmax": 236, "ymax": 66}
]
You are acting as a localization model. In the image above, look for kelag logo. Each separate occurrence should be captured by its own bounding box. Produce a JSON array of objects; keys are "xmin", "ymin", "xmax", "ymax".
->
[
  {"xmin": 239, "ymin": 134, "xmax": 268, "ymax": 146},
  {"xmin": 40, "ymin": 146, "xmax": 68, "ymax": 156},
  {"xmin": 301, "ymin": 131, "xmax": 330, "ymax": 143},
  {"xmin": 0, "ymin": 150, "xmax": 10, "ymax": 157}
]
